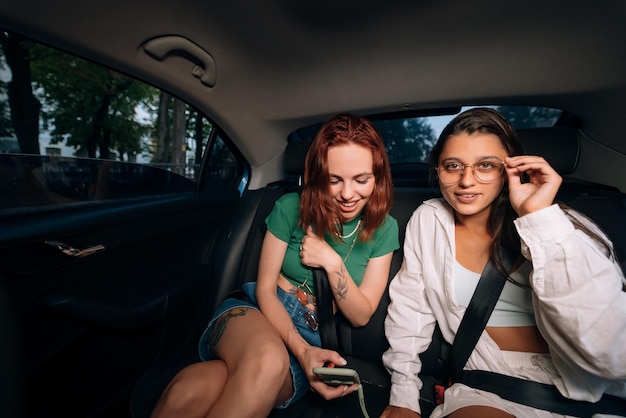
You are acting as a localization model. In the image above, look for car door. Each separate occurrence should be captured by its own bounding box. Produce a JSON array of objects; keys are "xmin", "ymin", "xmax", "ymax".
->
[{"xmin": 0, "ymin": 32, "xmax": 246, "ymax": 418}]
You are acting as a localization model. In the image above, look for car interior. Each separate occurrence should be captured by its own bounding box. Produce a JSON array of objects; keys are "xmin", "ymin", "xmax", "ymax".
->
[
  {"xmin": 130, "ymin": 124, "xmax": 626, "ymax": 418},
  {"xmin": 1, "ymin": 1, "xmax": 625, "ymax": 417}
]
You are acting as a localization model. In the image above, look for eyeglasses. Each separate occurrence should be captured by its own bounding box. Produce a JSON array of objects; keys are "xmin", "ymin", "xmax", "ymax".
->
[{"xmin": 437, "ymin": 158, "xmax": 505, "ymax": 184}]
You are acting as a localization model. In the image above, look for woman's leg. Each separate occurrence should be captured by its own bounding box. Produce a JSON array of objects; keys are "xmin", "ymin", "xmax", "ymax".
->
[
  {"xmin": 150, "ymin": 361, "xmax": 228, "ymax": 418},
  {"xmin": 207, "ymin": 307, "xmax": 293, "ymax": 417},
  {"xmin": 151, "ymin": 307, "xmax": 293, "ymax": 418}
]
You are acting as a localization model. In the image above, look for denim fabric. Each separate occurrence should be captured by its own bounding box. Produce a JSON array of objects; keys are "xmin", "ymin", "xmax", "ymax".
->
[{"xmin": 198, "ymin": 282, "xmax": 321, "ymax": 408}]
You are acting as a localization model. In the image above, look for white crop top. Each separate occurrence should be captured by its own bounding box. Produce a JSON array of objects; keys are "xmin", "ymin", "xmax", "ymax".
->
[{"xmin": 454, "ymin": 259, "xmax": 536, "ymax": 327}]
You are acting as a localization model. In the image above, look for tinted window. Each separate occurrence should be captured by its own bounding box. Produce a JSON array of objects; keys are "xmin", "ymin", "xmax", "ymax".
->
[
  {"xmin": 0, "ymin": 154, "xmax": 196, "ymax": 214},
  {"xmin": 200, "ymin": 133, "xmax": 248, "ymax": 194},
  {"xmin": 289, "ymin": 106, "xmax": 564, "ymax": 165},
  {"xmin": 0, "ymin": 31, "xmax": 245, "ymax": 214}
]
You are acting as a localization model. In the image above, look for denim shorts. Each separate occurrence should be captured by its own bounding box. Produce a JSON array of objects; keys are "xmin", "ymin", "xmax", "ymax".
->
[{"xmin": 198, "ymin": 281, "xmax": 321, "ymax": 409}]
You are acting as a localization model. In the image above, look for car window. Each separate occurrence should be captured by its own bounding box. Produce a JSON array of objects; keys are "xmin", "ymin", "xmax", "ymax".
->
[
  {"xmin": 289, "ymin": 106, "xmax": 564, "ymax": 165},
  {"xmin": 0, "ymin": 31, "xmax": 245, "ymax": 215},
  {"xmin": 199, "ymin": 132, "xmax": 248, "ymax": 194}
]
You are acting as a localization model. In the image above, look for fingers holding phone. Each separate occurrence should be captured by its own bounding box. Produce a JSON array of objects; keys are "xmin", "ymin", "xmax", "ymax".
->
[{"xmin": 311, "ymin": 367, "xmax": 359, "ymax": 399}]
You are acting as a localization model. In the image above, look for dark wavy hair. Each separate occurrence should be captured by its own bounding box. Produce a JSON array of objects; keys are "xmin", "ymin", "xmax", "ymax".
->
[
  {"xmin": 430, "ymin": 108, "xmax": 524, "ymax": 277},
  {"xmin": 300, "ymin": 114, "xmax": 393, "ymax": 241}
]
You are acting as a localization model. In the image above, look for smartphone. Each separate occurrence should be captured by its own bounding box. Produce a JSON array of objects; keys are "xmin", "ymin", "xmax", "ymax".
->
[{"xmin": 312, "ymin": 367, "xmax": 361, "ymax": 386}]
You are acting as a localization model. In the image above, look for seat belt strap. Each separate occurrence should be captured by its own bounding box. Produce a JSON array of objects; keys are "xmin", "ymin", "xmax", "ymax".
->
[
  {"xmin": 450, "ymin": 248, "xmax": 515, "ymax": 380},
  {"xmin": 458, "ymin": 370, "xmax": 626, "ymax": 417},
  {"xmin": 313, "ymin": 268, "xmax": 340, "ymax": 350}
]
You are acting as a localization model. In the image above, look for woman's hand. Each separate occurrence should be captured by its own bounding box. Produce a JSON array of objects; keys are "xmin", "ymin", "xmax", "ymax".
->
[
  {"xmin": 300, "ymin": 226, "xmax": 342, "ymax": 272},
  {"xmin": 380, "ymin": 405, "xmax": 421, "ymax": 418},
  {"xmin": 301, "ymin": 225, "xmax": 392, "ymax": 327},
  {"xmin": 505, "ymin": 155, "xmax": 562, "ymax": 217},
  {"xmin": 298, "ymin": 345, "xmax": 358, "ymax": 399}
]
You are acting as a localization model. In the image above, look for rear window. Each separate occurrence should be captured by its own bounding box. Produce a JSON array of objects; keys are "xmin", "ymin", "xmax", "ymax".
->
[{"xmin": 289, "ymin": 106, "xmax": 564, "ymax": 165}]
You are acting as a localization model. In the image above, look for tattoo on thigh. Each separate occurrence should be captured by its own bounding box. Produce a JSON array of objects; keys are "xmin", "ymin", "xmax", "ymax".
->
[{"xmin": 209, "ymin": 308, "xmax": 249, "ymax": 348}]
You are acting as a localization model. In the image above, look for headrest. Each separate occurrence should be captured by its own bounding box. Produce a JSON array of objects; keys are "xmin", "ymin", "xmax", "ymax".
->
[
  {"xmin": 284, "ymin": 140, "xmax": 313, "ymax": 176},
  {"xmin": 516, "ymin": 127, "xmax": 579, "ymax": 175},
  {"xmin": 284, "ymin": 127, "xmax": 580, "ymax": 178}
]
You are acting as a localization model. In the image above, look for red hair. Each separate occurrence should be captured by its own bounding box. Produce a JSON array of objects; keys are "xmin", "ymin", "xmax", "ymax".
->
[{"xmin": 300, "ymin": 114, "xmax": 393, "ymax": 241}]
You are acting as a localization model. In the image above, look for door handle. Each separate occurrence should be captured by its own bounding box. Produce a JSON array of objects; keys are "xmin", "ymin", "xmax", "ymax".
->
[{"xmin": 45, "ymin": 240, "xmax": 106, "ymax": 257}]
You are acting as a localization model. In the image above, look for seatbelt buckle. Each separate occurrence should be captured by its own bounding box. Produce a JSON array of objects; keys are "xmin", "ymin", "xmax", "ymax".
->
[
  {"xmin": 434, "ymin": 385, "xmax": 445, "ymax": 405},
  {"xmin": 434, "ymin": 378, "xmax": 452, "ymax": 405}
]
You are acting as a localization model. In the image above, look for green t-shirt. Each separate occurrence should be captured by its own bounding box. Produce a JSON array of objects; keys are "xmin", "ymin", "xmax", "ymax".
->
[{"xmin": 265, "ymin": 192, "xmax": 399, "ymax": 296}]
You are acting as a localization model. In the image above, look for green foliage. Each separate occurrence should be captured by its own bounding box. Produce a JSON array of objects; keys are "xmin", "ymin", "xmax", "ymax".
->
[
  {"xmin": 30, "ymin": 44, "xmax": 158, "ymax": 159},
  {"xmin": 0, "ymin": 79, "xmax": 12, "ymax": 137},
  {"xmin": 376, "ymin": 118, "xmax": 437, "ymax": 164},
  {"xmin": 0, "ymin": 50, "xmax": 10, "ymax": 136},
  {"xmin": 496, "ymin": 106, "xmax": 562, "ymax": 129}
]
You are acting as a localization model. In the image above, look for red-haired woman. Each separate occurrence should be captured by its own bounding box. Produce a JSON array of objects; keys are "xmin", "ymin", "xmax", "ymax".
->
[{"xmin": 152, "ymin": 114, "xmax": 399, "ymax": 418}]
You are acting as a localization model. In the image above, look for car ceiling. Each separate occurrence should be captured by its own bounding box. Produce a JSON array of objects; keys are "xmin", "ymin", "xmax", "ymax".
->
[{"xmin": 1, "ymin": 0, "xmax": 626, "ymax": 188}]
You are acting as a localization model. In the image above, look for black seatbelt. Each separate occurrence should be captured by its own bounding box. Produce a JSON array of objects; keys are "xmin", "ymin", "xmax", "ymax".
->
[
  {"xmin": 458, "ymin": 370, "xmax": 626, "ymax": 417},
  {"xmin": 313, "ymin": 268, "xmax": 340, "ymax": 351},
  {"xmin": 450, "ymin": 250, "xmax": 514, "ymax": 380}
]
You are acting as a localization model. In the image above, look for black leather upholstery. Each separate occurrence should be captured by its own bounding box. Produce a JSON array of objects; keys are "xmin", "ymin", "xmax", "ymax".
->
[{"xmin": 517, "ymin": 127, "xmax": 579, "ymax": 174}]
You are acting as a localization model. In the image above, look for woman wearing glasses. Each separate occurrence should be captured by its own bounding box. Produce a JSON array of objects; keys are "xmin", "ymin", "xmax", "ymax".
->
[
  {"xmin": 382, "ymin": 108, "xmax": 625, "ymax": 417},
  {"xmin": 151, "ymin": 114, "xmax": 399, "ymax": 418}
]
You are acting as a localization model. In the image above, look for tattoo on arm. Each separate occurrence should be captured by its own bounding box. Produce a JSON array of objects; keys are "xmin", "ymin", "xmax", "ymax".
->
[
  {"xmin": 333, "ymin": 264, "xmax": 349, "ymax": 301},
  {"xmin": 209, "ymin": 307, "xmax": 249, "ymax": 348}
]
